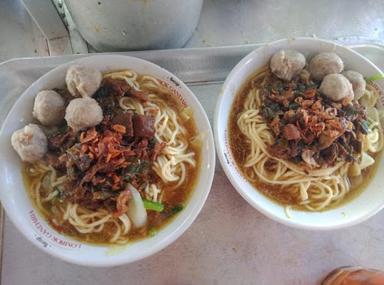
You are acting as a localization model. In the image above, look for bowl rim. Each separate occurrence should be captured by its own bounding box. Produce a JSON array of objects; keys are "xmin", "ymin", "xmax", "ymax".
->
[
  {"xmin": 0, "ymin": 54, "xmax": 216, "ymax": 266},
  {"xmin": 214, "ymin": 37, "xmax": 384, "ymax": 230}
]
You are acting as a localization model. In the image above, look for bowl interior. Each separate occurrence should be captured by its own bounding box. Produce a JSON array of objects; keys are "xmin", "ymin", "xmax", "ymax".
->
[
  {"xmin": 215, "ymin": 37, "xmax": 384, "ymax": 230},
  {"xmin": 0, "ymin": 55, "xmax": 215, "ymax": 266}
]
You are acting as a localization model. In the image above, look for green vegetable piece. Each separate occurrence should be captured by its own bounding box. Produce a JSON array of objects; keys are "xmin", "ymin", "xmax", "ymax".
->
[
  {"xmin": 143, "ymin": 199, "xmax": 164, "ymax": 212},
  {"xmin": 171, "ymin": 204, "xmax": 184, "ymax": 214},
  {"xmin": 124, "ymin": 161, "xmax": 150, "ymax": 178},
  {"xmin": 148, "ymin": 137, "xmax": 157, "ymax": 148},
  {"xmin": 359, "ymin": 120, "xmax": 370, "ymax": 134},
  {"xmin": 288, "ymin": 102, "xmax": 299, "ymax": 110},
  {"xmin": 344, "ymin": 104, "xmax": 358, "ymax": 117},
  {"xmin": 148, "ymin": 228, "xmax": 158, "ymax": 237},
  {"xmin": 262, "ymin": 107, "xmax": 275, "ymax": 120},
  {"xmin": 366, "ymin": 73, "xmax": 384, "ymax": 83},
  {"xmin": 54, "ymin": 185, "xmax": 65, "ymax": 201}
]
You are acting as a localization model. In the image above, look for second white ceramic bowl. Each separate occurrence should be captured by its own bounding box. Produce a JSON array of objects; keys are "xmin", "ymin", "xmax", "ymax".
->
[{"xmin": 215, "ymin": 37, "xmax": 384, "ymax": 230}]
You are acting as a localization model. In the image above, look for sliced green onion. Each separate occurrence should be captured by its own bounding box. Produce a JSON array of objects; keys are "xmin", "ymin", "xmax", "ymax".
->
[
  {"xmin": 148, "ymin": 228, "xmax": 158, "ymax": 237},
  {"xmin": 143, "ymin": 199, "xmax": 164, "ymax": 212},
  {"xmin": 171, "ymin": 204, "xmax": 184, "ymax": 215},
  {"xmin": 366, "ymin": 73, "xmax": 384, "ymax": 83}
]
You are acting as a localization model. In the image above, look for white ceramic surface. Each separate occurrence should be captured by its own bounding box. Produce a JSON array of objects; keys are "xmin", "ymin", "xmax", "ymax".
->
[
  {"xmin": 0, "ymin": 55, "xmax": 215, "ymax": 266},
  {"xmin": 215, "ymin": 37, "xmax": 384, "ymax": 230}
]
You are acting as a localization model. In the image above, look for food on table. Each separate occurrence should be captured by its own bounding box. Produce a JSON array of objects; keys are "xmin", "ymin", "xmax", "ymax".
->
[
  {"xmin": 309, "ymin": 52, "xmax": 344, "ymax": 81},
  {"xmin": 33, "ymin": 90, "xmax": 66, "ymax": 126},
  {"xmin": 11, "ymin": 124, "xmax": 47, "ymax": 163},
  {"xmin": 65, "ymin": 65, "xmax": 102, "ymax": 97},
  {"xmin": 270, "ymin": 49, "xmax": 306, "ymax": 81},
  {"xmin": 229, "ymin": 49, "xmax": 383, "ymax": 211},
  {"xmin": 319, "ymin": 74, "xmax": 353, "ymax": 101},
  {"xmin": 12, "ymin": 66, "xmax": 200, "ymax": 244},
  {"xmin": 343, "ymin": 70, "xmax": 366, "ymax": 100},
  {"xmin": 64, "ymin": 97, "xmax": 103, "ymax": 131}
]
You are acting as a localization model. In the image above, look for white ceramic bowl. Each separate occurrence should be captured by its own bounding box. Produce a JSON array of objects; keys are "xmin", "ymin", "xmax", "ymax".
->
[
  {"xmin": 215, "ymin": 37, "xmax": 384, "ymax": 230},
  {"xmin": 0, "ymin": 55, "xmax": 215, "ymax": 266}
]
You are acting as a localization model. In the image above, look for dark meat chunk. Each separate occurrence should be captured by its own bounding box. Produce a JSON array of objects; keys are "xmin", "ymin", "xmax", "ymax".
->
[
  {"xmin": 75, "ymin": 154, "xmax": 93, "ymax": 172},
  {"xmin": 46, "ymin": 153, "xmax": 65, "ymax": 170},
  {"xmin": 98, "ymin": 78, "xmax": 148, "ymax": 101},
  {"xmin": 112, "ymin": 112, "xmax": 134, "ymax": 136},
  {"xmin": 48, "ymin": 130, "xmax": 76, "ymax": 151},
  {"xmin": 135, "ymin": 138, "xmax": 149, "ymax": 159},
  {"xmin": 133, "ymin": 114, "xmax": 155, "ymax": 138},
  {"xmin": 268, "ymin": 143, "xmax": 288, "ymax": 159},
  {"xmin": 350, "ymin": 137, "xmax": 362, "ymax": 153},
  {"xmin": 66, "ymin": 147, "xmax": 93, "ymax": 172},
  {"xmin": 283, "ymin": 124, "xmax": 301, "ymax": 140},
  {"xmin": 320, "ymin": 144, "xmax": 338, "ymax": 165},
  {"xmin": 301, "ymin": 131, "xmax": 315, "ymax": 145},
  {"xmin": 101, "ymin": 78, "xmax": 130, "ymax": 97},
  {"xmin": 288, "ymin": 140, "xmax": 302, "ymax": 157},
  {"xmin": 96, "ymin": 95, "xmax": 115, "ymax": 115}
]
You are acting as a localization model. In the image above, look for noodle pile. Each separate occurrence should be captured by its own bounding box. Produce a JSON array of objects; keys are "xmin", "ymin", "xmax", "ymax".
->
[{"xmin": 26, "ymin": 70, "xmax": 197, "ymax": 243}]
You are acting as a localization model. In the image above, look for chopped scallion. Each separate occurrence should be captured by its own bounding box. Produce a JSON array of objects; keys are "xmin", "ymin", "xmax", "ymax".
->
[
  {"xmin": 148, "ymin": 228, "xmax": 158, "ymax": 237},
  {"xmin": 366, "ymin": 73, "xmax": 384, "ymax": 83},
  {"xmin": 143, "ymin": 199, "xmax": 164, "ymax": 212}
]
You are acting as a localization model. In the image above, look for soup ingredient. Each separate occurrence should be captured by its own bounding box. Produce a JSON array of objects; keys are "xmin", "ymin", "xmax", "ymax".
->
[
  {"xmin": 320, "ymin": 74, "xmax": 354, "ymax": 101},
  {"xmin": 231, "ymin": 51, "xmax": 383, "ymax": 212},
  {"xmin": 270, "ymin": 49, "xmax": 306, "ymax": 81},
  {"xmin": 133, "ymin": 114, "xmax": 155, "ymax": 137},
  {"xmin": 263, "ymin": 74, "xmax": 363, "ymax": 168},
  {"xmin": 359, "ymin": 89, "xmax": 379, "ymax": 108},
  {"xmin": 127, "ymin": 184, "xmax": 147, "ymax": 228},
  {"xmin": 33, "ymin": 90, "xmax": 65, "ymax": 126},
  {"xmin": 66, "ymin": 65, "xmax": 102, "ymax": 97},
  {"xmin": 343, "ymin": 70, "xmax": 366, "ymax": 100},
  {"xmin": 309, "ymin": 52, "xmax": 344, "ymax": 81},
  {"xmin": 23, "ymin": 69, "xmax": 199, "ymax": 244},
  {"xmin": 143, "ymin": 199, "xmax": 164, "ymax": 212},
  {"xmin": 366, "ymin": 73, "xmax": 384, "ymax": 83},
  {"xmin": 11, "ymin": 124, "xmax": 47, "ymax": 162},
  {"xmin": 53, "ymin": 117, "xmax": 164, "ymax": 212},
  {"xmin": 359, "ymin": 152, "xmax": 375, "ymax": 169},
  {"xmin": 64, "ymin": 97, "xmax": 103, "ymax": 131}
]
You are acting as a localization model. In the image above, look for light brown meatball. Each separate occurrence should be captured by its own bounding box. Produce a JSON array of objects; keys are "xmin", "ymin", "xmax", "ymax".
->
[
  {"xmin": 270, "ymin": 49, "xmax": 306, "ymax": 81},
  {"xmin": 320, "ymin": 74, "xmax": 353, "ymax": 102},
  {"xmin": 309, "ymin": 52, "xmax": 344, "ymax": 81},
  {"xmin": 32, "ymin": 90, "xmax": 65, "ymax": 126},
  {"xmin": 64, "ymin": 97, "xmax": 103, "ymax": 131},
  {"xmin": 11, "ymin": 124, "xmax": 47, "ymax": 162},
  {"xmin": 65, "ymin": 65, "xmax": 102, "ymax": 97},
  {"xmin": 342, "ymin": 70, "xmax": 366, "ymax": 100}
]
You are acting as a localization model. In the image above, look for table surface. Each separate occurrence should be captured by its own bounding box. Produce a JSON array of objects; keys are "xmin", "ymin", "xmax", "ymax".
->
[{"xmin": 2, "ymin": 0, "xmax": 384, "ymax": 284}]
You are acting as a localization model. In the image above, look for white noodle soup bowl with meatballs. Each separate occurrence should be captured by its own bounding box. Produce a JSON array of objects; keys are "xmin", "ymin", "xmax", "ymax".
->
[
  {"xmin": 0, "ymin": 55, "xmax": 215, "ymax": 266},
  {"xmin": 215, "ymin": 37, "xmax": 384, "ymax": 230}
]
